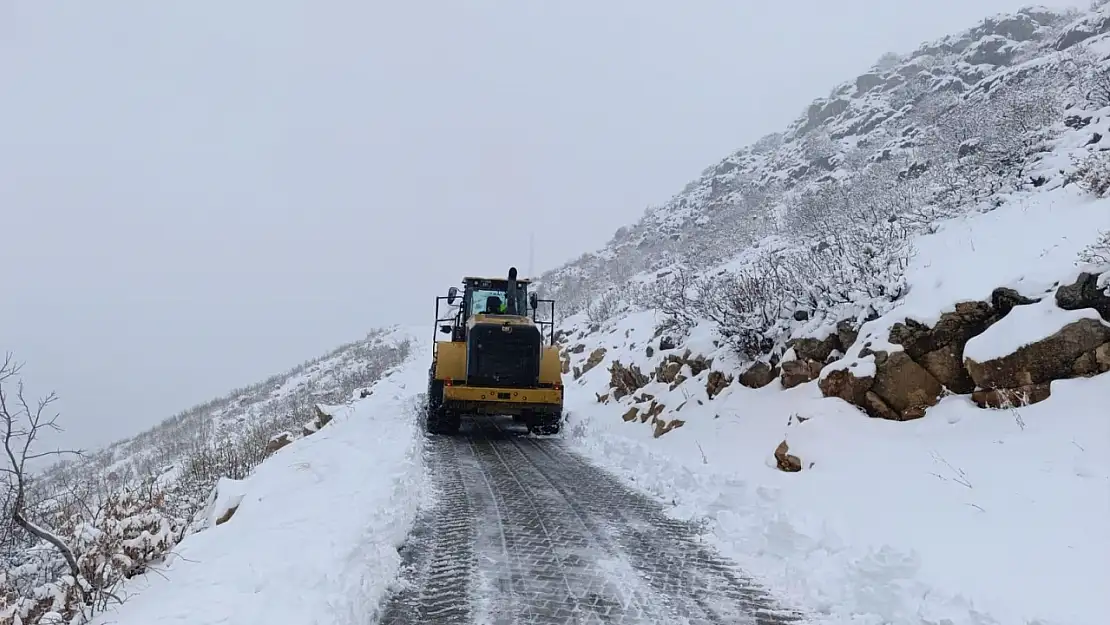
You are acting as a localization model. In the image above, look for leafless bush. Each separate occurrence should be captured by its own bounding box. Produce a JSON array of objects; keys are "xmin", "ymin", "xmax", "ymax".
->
[
  {"xmin": 585, "ymin": 290, "xmax": 623, "ymax": 325},
  {"xmin": 911, "ymin": 79, "xmax": 1062, "ymax": 210},
  {"xmin": 1062, "ymin": 46, "xmax": 1110, "ymax": 108},
  {"xmin": 1079, "ymin": 230, "xmax": 1110, "ymax": 266},
  {"xmin": 1072, "ymin": 151, "xmax": 1110, "ymax": 198},
  {"xmin": 652, "ymin": 223, "xmax": 911, "ymax": 359},
  {"xmin": 650, "ymin": 267, "xmax": 703, "ymax": 335},
  {"xmin": 693, "ymin": 263, "xmax": 790, "ymax": 357},
  {"xmin": 0, "ymin": 354, "xmax": 135, "ymax": 624}
]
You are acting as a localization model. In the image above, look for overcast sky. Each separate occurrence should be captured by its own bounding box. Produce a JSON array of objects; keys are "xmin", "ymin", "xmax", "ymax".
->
[{"xmin": 0, "ymin": 0, "xmax": 1086, "ymax": 451}]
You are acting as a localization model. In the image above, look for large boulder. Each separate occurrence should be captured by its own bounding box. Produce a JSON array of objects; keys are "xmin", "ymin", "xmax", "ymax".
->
[
  {"xmin": 818, "ymin": 367, "xmax": 874, "ymax": 405},
  {"xmin": 869, "ymin": 351, "xmax": 945, "ymax": 418},
  {"xmin": 791, "ymin": 334, "xmax": 841, "ymax": 363},
  {"xmin": 819, "ymin": 351, "xmax": 942, "ymax": 420},
  {"xmin": 780, "ymin": 359, "xmax": 823, "ymax": 389},
  {"xmin": 265, "ymin": 432, "xmax": 294, "ymax": 456},
  {"xmin": 1055, "ymin": 272, "xmax": 1110, "ymax": 321},
  {"xmin": 739, "ymin": 361, "xmax": 778, "ymax": 388},
  {"xmin": 965, "ymin": 317, "xmax": 1110, "ymax": 389},
  {"xmin": 992, "ymin": 287, "xmax": 1038, "ymax": 317},
  {"xmin": 888, "ymin": 300, "xmax": 997, "ymax": 393}
]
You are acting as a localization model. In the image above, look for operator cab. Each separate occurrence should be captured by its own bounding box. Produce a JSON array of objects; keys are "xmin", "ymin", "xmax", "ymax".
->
[
  {"xmin": 437, "ymin": 267, "xmax": 541, "ymax": 342},
  {"xmin": 463, "ymin": 277, "xmax": 529, "ymax": 318}
]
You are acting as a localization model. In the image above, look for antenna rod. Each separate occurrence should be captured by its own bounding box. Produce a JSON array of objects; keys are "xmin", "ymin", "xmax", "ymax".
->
[{"xmin": 528, "ymin": 231, "xmax": 535, "ymax": 279}]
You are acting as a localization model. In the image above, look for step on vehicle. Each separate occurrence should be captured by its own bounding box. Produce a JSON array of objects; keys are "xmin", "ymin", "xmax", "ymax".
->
[{"xmin": 426, "ymin": 267, "xmax": 564, "ymax": 435}]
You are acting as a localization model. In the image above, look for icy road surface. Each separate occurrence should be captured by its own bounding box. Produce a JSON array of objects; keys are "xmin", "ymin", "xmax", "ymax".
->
[{"xmin": 379, "ymin": 416, "xmax": 804, "ymax": 624}]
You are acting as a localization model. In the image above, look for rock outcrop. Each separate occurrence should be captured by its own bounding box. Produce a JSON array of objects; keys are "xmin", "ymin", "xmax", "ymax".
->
[
  {"xmin": 821, "ymin": 271, "xmax": 1110, "ymax": 417},
  {"xmin": 888, "ymin": 300, "xmax": 998, "ymax": 393},
  {"xmin": 739, "ymin": 361, "xmax": 779, "ymax": 388},
  {"xmin": 265, "ymin": 431, "xmax": 294, "ymax": 455},
  {"xmin": 820, "ymin": 350, "xmax": 943, "ymax": 421},
  {"xmin": 705, "ymin": 370, "xmax": 733, "ymax": 398},
  {"xmin": 1055, "ymin": 272, "xmax": 1110, "ymax": 320},
  {"xmin": 778, "ymin": 320, "xmax": 861, "ymax": 389},
  {"xmin": 573, "ymin": 347, "xmax": 607, "ymax": 380},
  {"xmin": 965, "ymin": 316, "xmax": 1110, "ymax": 389},
  {"xmin": 609, "ymin": 360, "xmax": 650, "ymax": 400},
  {"xmin": 780, "ymin": 359, "xmax": 823, "ymax": 389}
]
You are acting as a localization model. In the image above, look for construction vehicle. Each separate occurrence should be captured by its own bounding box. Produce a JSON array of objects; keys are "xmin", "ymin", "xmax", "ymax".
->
[{"xmin": 425, "ymin": 267, "xmax": 564, "ymax": 435}]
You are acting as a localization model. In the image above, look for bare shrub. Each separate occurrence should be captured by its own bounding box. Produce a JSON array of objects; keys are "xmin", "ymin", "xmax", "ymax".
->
[
  {"xmin": 911, "ymin": 79, "xmax": 1062, "ymax": 210},
  {"xmin": 1062, "ymin": 46, "xmax": 1110, "ymax": 108},
  {"xmin": 585, "ymin": 290, "xmax": 623, "ymax": 325},
  {"xmin": 652, "ymin": 224, "xmax": 911, "ymax": 359},
  {"xmin": 1072, "ymin": 151, "xmax": 1110, "ymax": 198},
  {"xmin": 1079, "ymin": 230, "xmax": 1110, "ymax": 266}
]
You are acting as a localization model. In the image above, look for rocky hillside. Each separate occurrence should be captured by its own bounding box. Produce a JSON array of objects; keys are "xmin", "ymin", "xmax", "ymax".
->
[
  {"xmin": 542, "ymin": 1, "xmax": 1110, "ymax": 451},
  {"xmin": 540, "ymin": 9, "xmax": 1110, "ymax": 623},
  {"xmin": 536, "ymin": 3, "xmax": 1110, "ymax": 316}
]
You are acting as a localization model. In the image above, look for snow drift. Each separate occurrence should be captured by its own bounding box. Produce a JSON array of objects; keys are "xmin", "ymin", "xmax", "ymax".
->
[{"xmin": 85, "ymin": 330, "xmax": 430, "ymax": 625}]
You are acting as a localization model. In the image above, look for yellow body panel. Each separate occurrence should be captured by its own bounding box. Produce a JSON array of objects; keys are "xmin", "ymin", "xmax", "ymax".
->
[
  {"xmin": 443, "ymin": 385, "xmax": 561, "ymax": 405},
  {"xmin": 433, "ymin": 341, "xmax": 467, "ymax": 381},
  {"xmin": 539, "ymin": 345, "xmax": 562, "ymax": 385}
]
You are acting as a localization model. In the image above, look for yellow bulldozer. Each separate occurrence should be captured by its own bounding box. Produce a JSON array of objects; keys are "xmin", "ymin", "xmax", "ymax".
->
[{"xmin": 425, "ymin": 267, "xmax": 564, "ymax": 435}]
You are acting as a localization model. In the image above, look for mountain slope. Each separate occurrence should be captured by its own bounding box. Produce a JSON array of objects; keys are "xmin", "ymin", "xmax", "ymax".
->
[
  {"xmin": 534, "ymin": 4, "xmax": 1104, "ymax": 315},
  {"xmin": 537, "ymin": 4, "xmax": 1110, "ymax": 625},
  {"xmin": 1, "ymin": 327, "xmax": 415, "ymax": 624}
]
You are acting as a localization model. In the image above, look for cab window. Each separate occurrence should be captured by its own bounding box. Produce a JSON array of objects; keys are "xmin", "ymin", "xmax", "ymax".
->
[{"xmin": 470, "ymin": 289, "xmax": 507, "ymax": 315}]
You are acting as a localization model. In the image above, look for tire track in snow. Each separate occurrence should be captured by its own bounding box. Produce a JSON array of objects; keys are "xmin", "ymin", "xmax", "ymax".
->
[
  {"xmin": 377, "ymin": 416, "xmax": 806, "ymax": 624},
  {"xmin": 379, "ymin": 437, "xmax": 476, "ymax": 625},
  {"xmin": 516, "ymin": 436, "xmax": 806, "ymax": 624}
]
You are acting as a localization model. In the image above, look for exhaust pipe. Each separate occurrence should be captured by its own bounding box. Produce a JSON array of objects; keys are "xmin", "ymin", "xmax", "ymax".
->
[{"xmin": 506, "ymin": 267, "xmax": 518, "ymax": 315}]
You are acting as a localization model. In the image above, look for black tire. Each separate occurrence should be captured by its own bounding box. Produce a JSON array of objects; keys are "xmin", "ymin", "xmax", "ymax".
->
[
  {"xmin": 425, "ymin": 377, "xmax": 459, "ymax": 435},
  {"xmin": 529, "ymin": 410, "xmax": 562, "ymax": 435},
  {"xmin": 428, "ymin": 408, "xmax": 461, "ymax": 435}
]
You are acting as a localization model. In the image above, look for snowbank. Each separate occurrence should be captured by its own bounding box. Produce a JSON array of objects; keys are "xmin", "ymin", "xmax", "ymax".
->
[
  {"xmin": 561, "ymin": 190, "xmax": 1110, "ymax": 625},
  {"xmin": 89, "ymin": 331, "xmax": 429, "ymax": 625}
]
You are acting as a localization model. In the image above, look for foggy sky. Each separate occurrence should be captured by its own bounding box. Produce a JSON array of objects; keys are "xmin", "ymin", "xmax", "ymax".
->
[{"xmin": 0, "ymin": 0, "xmax": 1085, "ymax": 451}]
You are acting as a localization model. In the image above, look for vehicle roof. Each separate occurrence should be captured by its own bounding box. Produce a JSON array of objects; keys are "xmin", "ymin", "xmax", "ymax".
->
[{"xmin": 462, "ymin": 276, "xmax": 531, "ymax": 284}]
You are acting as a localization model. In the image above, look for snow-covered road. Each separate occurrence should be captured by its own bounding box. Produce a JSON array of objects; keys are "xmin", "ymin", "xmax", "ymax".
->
[{"xmin": 380, "ymin": 416, "xmax": 804, "ymax": 625}]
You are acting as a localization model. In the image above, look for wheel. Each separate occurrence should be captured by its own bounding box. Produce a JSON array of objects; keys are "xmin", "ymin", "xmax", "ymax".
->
[
  {"xmin": 428, "ymin": 408, "xmax": 461, "ymax": 435},
  {"xmin": 425, "ymin": 377, "xmax": 459, "ymax": 435},
  {"xmin": 528, "ymin": 410, "xmax": 561, "ymax": 435}
]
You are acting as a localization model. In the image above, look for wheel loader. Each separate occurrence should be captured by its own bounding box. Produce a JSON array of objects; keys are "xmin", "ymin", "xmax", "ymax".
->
[{"xmin": 425, "ymin": 267, "xmax": 564, "ymax": 435}]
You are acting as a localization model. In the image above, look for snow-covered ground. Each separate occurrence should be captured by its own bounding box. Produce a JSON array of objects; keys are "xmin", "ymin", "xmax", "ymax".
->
[
  {"xmin": 13, "ymin": 8, "xmax": 1109, "ymax": 625},
  {"xmin": 78, "ymin": 193, "xmax": 1108, "ymax": 625},
  {"xmin": 560, "ymin": 186, "xmax": 1110, "ymax": 625},
  {"xmin": 86, "ymin": 328, "xmax": 429, "ymax": 625}
]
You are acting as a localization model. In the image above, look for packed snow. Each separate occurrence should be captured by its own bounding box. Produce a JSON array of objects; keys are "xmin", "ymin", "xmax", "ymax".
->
[{"xmin": 86, "ymin": 330, "xmax": 429, "ymax": 625}]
